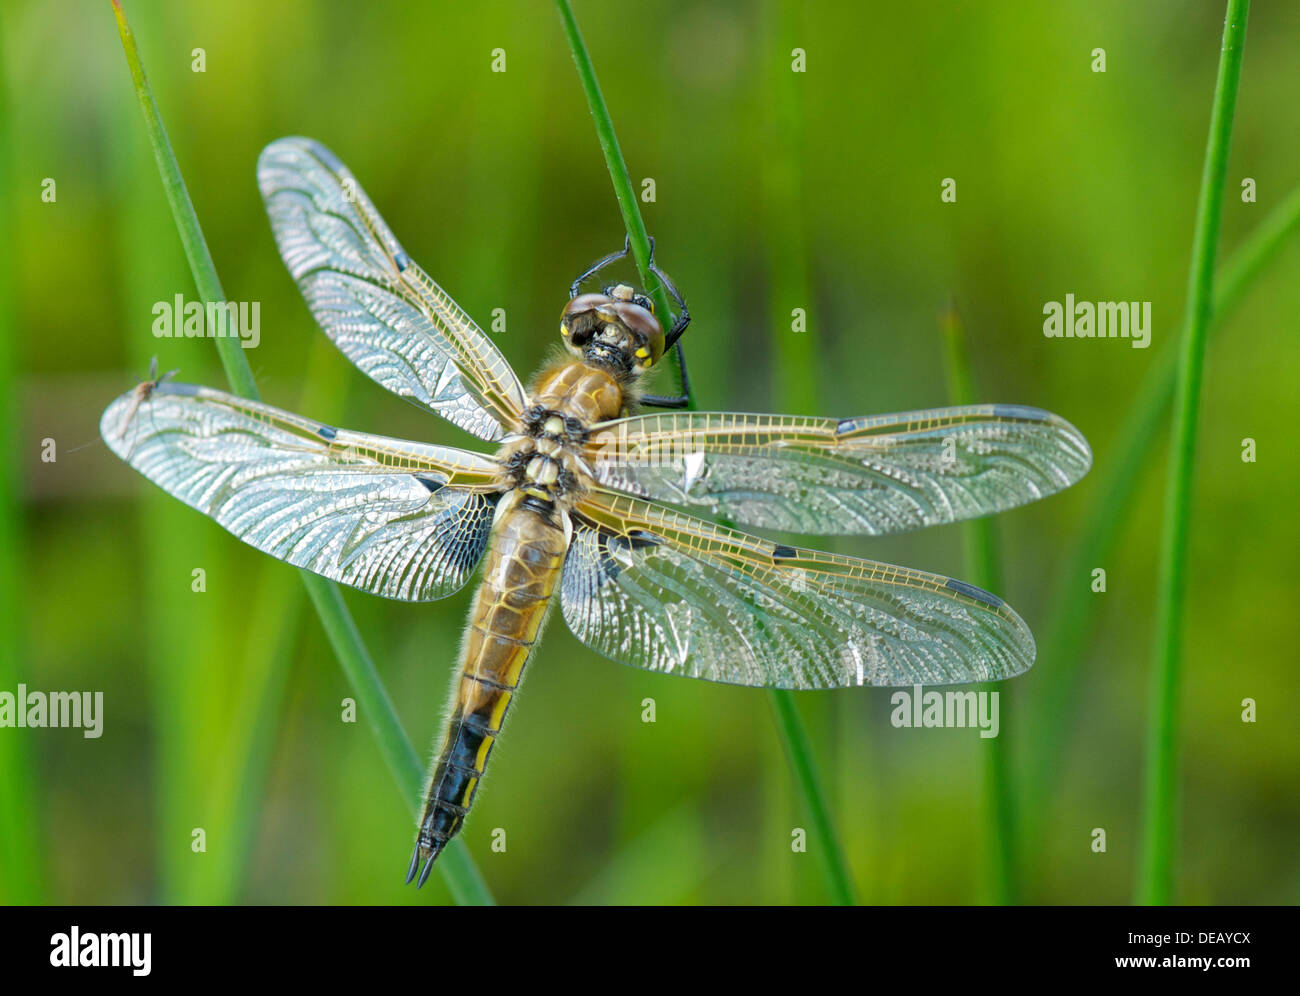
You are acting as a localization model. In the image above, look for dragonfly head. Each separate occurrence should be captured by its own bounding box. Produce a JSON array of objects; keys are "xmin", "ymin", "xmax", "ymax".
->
[{"xmin": 560, "ymin": 284, "xmax": 665, "ymax": 377}]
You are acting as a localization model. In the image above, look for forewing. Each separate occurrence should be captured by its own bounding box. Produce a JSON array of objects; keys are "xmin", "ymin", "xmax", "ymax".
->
[
  {"xmin": 101, "ymin": 381, "xmax": 502, "ymax": 601},
  {"xmin": 258, "ymin": 136, "xmax": 527, "ymax": 441},
  {"xmin": 561, "ymin": 490, "xmax": 1034, "ymax": 689},
  {"xmin": 585, "ymin": 405, "xmax": 1091, "ymax": 535}
]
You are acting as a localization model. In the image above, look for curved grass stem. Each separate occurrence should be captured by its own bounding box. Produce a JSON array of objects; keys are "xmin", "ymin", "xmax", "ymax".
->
[
  {"xmin": 556, "ymin": 0, "xmax": 858, "ymax": 906},
  {"xmin": 554, "ymin": 0, "xmax": 674, "ymax": 328},
  {"xmin": 110, "ymin": 0, "xmax": 493, "ymax": 906},
  {"xmin": 1137, "ymin": 0, "xmax": 1250, "ymax": 906}
]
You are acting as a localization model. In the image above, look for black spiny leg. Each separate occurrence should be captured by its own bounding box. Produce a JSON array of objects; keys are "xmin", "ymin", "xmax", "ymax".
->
[
  {"xmin": 570, "ymin": 236, "xmax": 631, "ymax": 298},
  {"xmin": 640, "ymin": 267, "xmax": 692, "ymax": 409},
  {"xmin": 640, "ymin": 337, "xmax": 693, "ymax": 409}
]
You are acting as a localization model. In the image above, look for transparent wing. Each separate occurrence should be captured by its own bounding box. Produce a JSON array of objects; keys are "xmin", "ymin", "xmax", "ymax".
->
[
  {"xmin": 101, "ymin": 381, "xmax": 503, "ymax": 602},
  {"xmin": 258, "ymin": 136, "xmax": 527, "ymax": 441},
  {"xmin": 562, "ymin": 490, "xmax": 1034, "ymax": 689},
  {"xmin": 584, "ymin": 404, "xmax": 1091, "ymax": 535}
]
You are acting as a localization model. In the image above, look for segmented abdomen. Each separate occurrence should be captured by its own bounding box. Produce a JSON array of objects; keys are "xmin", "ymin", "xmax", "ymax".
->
[{"xmin": 408, "ymin": 500, "xmax": 567, "ymax": 886}]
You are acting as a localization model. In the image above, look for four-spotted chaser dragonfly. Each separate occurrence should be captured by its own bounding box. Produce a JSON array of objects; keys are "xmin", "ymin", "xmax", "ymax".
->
[{"xmin": 101, "ymin": 137, "xmax": 1091, "ymax": 888}]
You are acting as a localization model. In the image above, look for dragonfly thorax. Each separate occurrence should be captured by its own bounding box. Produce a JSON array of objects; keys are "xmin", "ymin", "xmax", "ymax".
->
[
  {"xmin": 499, "ymin": 398, "xmax": 595, "ymax": 511},
  {"xmin": 499, "ymin": 432, "xmax": 582, "ymax": 508}
]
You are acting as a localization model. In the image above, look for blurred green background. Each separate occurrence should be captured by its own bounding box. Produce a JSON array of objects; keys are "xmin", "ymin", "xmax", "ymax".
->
[{"xmin": 2, "ymin": 0, "xmax": 1297, "ymax": 905}]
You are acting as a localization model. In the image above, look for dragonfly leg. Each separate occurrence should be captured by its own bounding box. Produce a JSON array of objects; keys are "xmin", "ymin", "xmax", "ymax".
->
[
  {"xmin": 640, "ymin": 338, "xmax": 693, "ymax": 409},
  {"xmin": 570, "ymin": 236, "xmax": 632, "ymax": 298}
]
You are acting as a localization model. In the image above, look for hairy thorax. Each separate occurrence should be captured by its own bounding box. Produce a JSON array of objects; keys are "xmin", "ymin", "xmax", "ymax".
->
[{"xmin": 495, "ymin": 360, "xmax": 626, "ymax": 513}]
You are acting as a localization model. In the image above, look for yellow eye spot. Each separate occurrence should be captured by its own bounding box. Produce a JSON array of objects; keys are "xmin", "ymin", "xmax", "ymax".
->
[
  {"xmin": 560, "ymin": 323, "xmax": 569, "ymax": 336},
  {"xmin": 635, "ymin": 347, "xmax": 649, "ymax": 358}
]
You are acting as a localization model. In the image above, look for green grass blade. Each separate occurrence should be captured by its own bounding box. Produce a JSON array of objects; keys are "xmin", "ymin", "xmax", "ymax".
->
[
  {"xmin": 554, "ymin": 0, "xmax": 675, "ymax": 329},
  {"xmin": 297, "ymin": 577, "xmax": 489, "ymax": 904},
  {"xmin": 942, "ymin": 305, "xmax": 1018, "ymax": 905},
  {"xmin": 1137, "ymin": 0, "xmax": 1250, "ymax": 906},
  {"xmin": 110, "ymin": 0, "xmax": 493, "ymax": 906},
  {"xmin": 109, "ymin": 79, "xmax": 219, "ymax": 904},
  {"xmin": 110, "ymin": 2, "xmax": 248, "ymax": 398},
  {"xmin": 1023, "ymin": 180, "xmax": 1300, "ymax": 850},
  {"xmin": 1213, "ymin": 184, "xmax": 1300, "ymax": 317},
  {"xmin": 556, "ymin": 0, "xmax": 857, "ymax": 906},
  {"xmin": 767, "ymin": 692, "xmax": 857, "ymax": 905},
  {"xmin": 0, "ymin": 9, "xmax": 44, "ymax": 904}
]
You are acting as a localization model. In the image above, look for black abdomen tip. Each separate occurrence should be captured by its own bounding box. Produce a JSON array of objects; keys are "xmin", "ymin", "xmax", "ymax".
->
[{"xmin": 407, "ymin": 839, "xmax": 445, "ymax": 888}]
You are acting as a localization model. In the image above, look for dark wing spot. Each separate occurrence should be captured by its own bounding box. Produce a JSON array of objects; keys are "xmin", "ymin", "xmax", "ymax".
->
[
  {"xmin": 306, "ymin": 139, "xmax": 347, "ymax": 174},
  {"xmin": 596, "ymin": 530, "xmax": 661, "ymax": 584},
  {"xmin": 624, "ymin": 529, "xmax": 662, "ymax": 549},
  {"xmin": 834, "ymin": 417, "xmax": 863, "ymax": 436},
  {"xmin": 772, "ymin": 544, "xmax": 799, "ymax": 561},
  {"xmin": 393, "ymin": 251, "xmax": 411, "ymax": 273},
  {"xmin": 945, "ymin": 577, "xmax": 1003, "ymax": 608},
  {"xmin": 414, "ymin": 475, "xmax": 445, "ymax": 493},
  {"xmin": 316, "ymin": 424, "xmax": 338, "ymax": 441}
]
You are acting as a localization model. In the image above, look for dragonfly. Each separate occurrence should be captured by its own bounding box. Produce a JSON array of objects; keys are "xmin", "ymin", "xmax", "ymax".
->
[{"xmin": 101, "ymin": 137, "xmax": 1091, "ymax": 888}]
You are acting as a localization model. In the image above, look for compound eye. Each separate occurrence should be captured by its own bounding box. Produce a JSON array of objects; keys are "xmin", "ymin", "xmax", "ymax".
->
[
  {"xmin": 561, "ymin": 293, "xmax": 615, "ymax": 345},
  {"xmin": 567, "ymin": 292, "xmax": 612, "ymax": 311},
  {"xmin": 610, "ymin": 301, "xmax": 665, "ymax": 365}
]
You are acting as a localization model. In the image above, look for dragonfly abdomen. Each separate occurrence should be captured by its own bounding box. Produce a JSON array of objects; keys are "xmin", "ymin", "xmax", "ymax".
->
[{"xmin": 409, "ymin": 498, "xmax": 568, "ymax": 887}]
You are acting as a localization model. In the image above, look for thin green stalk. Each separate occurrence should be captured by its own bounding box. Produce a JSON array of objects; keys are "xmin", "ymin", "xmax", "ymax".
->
[
  {"xmin": 1212, "ymin": 183, "xmax": 1300, "ymax": 319},
  {"xmin": 1024, "ymin": 180, "xmax": 1300, "ymax": 849},
  {"xmin": 110, "ymin": 0, "xmax": 493, "ymax": 906},
  {"xmin": 1138, "ymin": 0, "xmax": 1249, "ymax": 906},
  {"xmin": 554, "ymin": 0, "xmax": 674, "ymax": 330},
  {"xmin": 942, "ymin": 305, "xmax": 1018, "ymax": 905},
  {"xmin": 0, "ymin": 9, "xmax": 44, "ymax": 905},
  {"xmin": 111, "ymin": 77, "xmax": 219, "ymax": 904},
  {"xmin": 556, "ymin": 0, "xmax": 857, "ymax": 906},
  {"xmin": 767, "ymin": 692, "xmax": 856, "ymax": 905}
]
